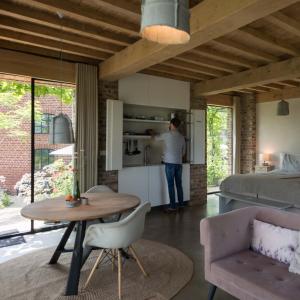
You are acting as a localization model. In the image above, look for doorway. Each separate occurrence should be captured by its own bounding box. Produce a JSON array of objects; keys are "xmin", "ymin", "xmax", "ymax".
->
[{"xmin": 207, "ymin": 105, "xmax": 233, "ymax": 193}]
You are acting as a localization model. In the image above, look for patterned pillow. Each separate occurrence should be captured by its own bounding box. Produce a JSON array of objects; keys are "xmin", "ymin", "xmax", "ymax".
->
[{"xmin": 251, "ymin": 219, "xmax": 299, "ymax": 264}]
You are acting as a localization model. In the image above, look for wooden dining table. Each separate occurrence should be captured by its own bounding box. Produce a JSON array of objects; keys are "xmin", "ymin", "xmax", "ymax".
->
[{"xmin": 21, "ymin": 192, "xmax": 140, "ymax": 296}]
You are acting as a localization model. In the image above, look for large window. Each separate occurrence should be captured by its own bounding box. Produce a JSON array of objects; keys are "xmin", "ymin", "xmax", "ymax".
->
[
  {"xmin": 207, "ymin": 105, "xmax": 233, "ymax": 192},
  {"xmin": 35, "ymin": 149, "xmax": 54, "ymax": 170},
  {"xmin": 0, "ymin": 75, "xmax": 75, "ymax": 237},
  {"xmin": 35, "ymin": 113, "xmax": 54, "ymax": 134}
]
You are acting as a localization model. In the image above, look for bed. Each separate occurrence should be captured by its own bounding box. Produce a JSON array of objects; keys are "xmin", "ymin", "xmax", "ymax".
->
[{"xmin": 219, "ymin": 153, "xmax": 300, "ymax": 213}]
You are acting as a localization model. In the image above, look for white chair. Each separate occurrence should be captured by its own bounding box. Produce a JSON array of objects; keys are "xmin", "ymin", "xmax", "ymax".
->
[
  {"xmin": 85, "ymin": 185, "xmax": 114, "ymax": 193},
  {"xmin": 83, "ymin": 202, "xmax": 151, "ymax": 300}
]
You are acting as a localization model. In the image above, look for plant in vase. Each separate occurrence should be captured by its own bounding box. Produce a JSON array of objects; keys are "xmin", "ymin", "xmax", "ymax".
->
[{"xmin": 64, "ymin": 167, "xmax": 80, "ymax": 207}]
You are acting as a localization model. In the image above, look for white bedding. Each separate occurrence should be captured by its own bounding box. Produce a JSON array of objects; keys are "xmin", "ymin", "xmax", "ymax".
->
[
  {"xmin": 220, "ymin": 153, "xmax": 300, "ymax": 205},
  {"xmin": 220, "ymin": 170, "xmax": 300, "ymax": 205}
]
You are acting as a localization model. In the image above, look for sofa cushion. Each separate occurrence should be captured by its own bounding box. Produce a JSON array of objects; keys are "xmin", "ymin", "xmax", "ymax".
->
[
  {"xmin": 251, "ymin": 219, "xmax": 298, "ymax": 264},
  {"xmin": 211, "ymin": 250, "xmax": 300, "ymax": 300}
]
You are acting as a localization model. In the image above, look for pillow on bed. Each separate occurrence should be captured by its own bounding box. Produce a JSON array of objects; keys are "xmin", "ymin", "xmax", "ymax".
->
[
  {"xmin": 279, "ymin": 153, "xmax": 300, "ymax": 172},
  {"xmin": 251, "ymin": 219, "xmax": 299, "ymax": 264}
]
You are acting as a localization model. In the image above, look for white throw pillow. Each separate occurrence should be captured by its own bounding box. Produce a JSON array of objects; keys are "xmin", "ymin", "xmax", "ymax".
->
[
  {"xmin": 251, "ymin": 219, "xmax": 299, "ymax": 264},
  {"xmin": 289, "ymin": 231, "xmax": 300, "ymax": 275}
]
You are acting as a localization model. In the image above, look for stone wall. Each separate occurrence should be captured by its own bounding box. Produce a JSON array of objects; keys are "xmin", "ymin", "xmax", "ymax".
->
[
  {"xmin": 240, "ymin": 94, "xmax": 256, "ymax": 174},
  {"xmin": 190, "ymin": 83, "xmax": 207, "ymax": 206},
  {"xmin": 98, "ymin": 80, "xmax": 119, "ymax": 191}
]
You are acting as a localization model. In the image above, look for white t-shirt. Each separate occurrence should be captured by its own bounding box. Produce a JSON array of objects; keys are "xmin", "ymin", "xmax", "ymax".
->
[{"xmin": 156, "ymin": 130, "xmax": 186, "ymax": 164}]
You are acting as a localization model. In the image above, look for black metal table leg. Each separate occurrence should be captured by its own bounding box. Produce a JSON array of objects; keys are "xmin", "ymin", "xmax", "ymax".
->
[
  {"xmin": 65, "ymin": 220, "xmax": 87, "ymax": 296},
  {"xmin": 49, "ymin": 221, "xmax": 76, "ymax": 265},
  {"xmin": 81, "ymin": 245, "xmax": 93, "ymax": 268}
]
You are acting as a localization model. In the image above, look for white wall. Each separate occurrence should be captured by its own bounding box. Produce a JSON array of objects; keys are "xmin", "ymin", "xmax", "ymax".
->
[{"xmin": 257, "ymin": 98, "xmax": 300, "ymax": 167}]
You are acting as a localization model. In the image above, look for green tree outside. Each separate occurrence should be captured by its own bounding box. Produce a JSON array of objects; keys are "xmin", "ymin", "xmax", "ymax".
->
[
  {"xmin": 207, "ymin": 106, "xmax": 232, "ymax": 186},
  {"xmin": 0, "ymin": 80, "xmax": 74, "ymax": 143}
]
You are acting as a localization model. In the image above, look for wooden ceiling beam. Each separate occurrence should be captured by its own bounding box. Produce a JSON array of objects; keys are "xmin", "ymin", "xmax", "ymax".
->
[
  {"xmin": 257, "ymin": 86, "xmax": 300, "ymax": 102},
  {"xmin": 163, "ymin": 58, "xmax": 228, "ymax": 77},
  {"xmin": 0, "ymin": 0, "xmax": 135, "ymax": 46},
  {"xmin": 100, "ymin": 0, "xmax": 298, "ymax": 80},
  {"xmin": 176, "ymin": 53, "xmax": 242, "ymax": 73},
  {"xmin": 277, "ymin": 80, "xmax": 299, "ymax": 87},
  {"xmin": 262, "ymin": 83, "xmax": 283, "ymax": 90},
  {"xmin": 141, "ymin": 69, "xmax": 192, "ymax": 82},
  {"xmin": 0, "ymin": 48, "xmax": 75, "ymax": 83},
  {"xmin": 192, "ymin": 46, "xmax": 258, "ymax": 68},
  {"xmin": 0, "ymin": 14, "xmax": 123, "ymax": 53},
  {"xmin": 238, "ymin": 27, "xmax": 300, "ymax": 56},
  {"xmin": 149, "ymin": 64, "xmax": 211, "ymax": 81},
  {"xmin": 0, "ymin": 39, "xmax": 99, "ymax": 64},
  {"xmin": 98, "ymin": 0, "xmax": 140, "ymax": 15},
  {"xmin": 193, "ymin": 56, "xmax": 300, "ymax": 96},
  {"xmin": 206, "ymin": 94, "xmax": 233, "ymax": 106},
  {"xmin": 0, "ymin": 28, "xmax": 111, "ymax": 60},
  {"xmin": 18, "ymin": 0, "xmax": 139, "ymax": 36},
  {"xmin": 211, "ymin": 38, "xmax": 278, "ymax": 62},
  {"xmin": 266, "ymin": 12, "xmax": 300, "ymax": 38}
]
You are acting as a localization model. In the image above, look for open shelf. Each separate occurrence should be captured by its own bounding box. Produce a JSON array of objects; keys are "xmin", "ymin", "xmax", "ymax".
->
[
  {"xmin": 124, "ymin": 118, "xmax": 169, "ymax": 124},
  {"xmin": 123, "ymin": 135, "xmax": 151, "ymax": 139}
]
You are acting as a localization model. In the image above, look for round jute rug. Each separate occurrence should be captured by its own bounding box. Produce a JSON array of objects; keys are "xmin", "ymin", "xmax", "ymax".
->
[{"xmin": 0, "ymin": 239, "xmax": 193, "ymax": 300}]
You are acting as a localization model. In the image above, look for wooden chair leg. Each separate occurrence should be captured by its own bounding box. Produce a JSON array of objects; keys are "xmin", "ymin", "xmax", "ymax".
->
[
  {"xmin": 112, "ymin": 249, "xmax": 115, "ymax": 271},
  {"xmin": 129, "ymin": 245, "xmax": 148, "ymax": 277},
  {"xmin": 118, "ymin": 250, "xmax": 122, "ymax": 300},
  {"xmin": 208, "ymin": 284, "xmax": 217, "ymax": 300},
  {"xmin": 83, "ymin": 249, "xmax": 105, "ymax": 289}
]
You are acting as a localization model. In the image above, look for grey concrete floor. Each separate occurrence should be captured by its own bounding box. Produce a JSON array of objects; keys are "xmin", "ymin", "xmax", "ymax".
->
[{"xmin": 143, "ymin": 195, "xmax": 236, "ymax": 300}]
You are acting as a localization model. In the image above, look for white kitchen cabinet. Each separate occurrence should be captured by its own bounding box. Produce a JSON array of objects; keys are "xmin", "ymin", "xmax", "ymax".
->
[
  {"xmin": 119, "ymin": 73, "xmax": 190, "ymax": 110},
  {"xmin": 118, "ymin": 167, "xmax": 149, "ymax": 204},
  {"xmin": 190, "ymin": 109, "xmax": 205, "ymax": 165},
  {"xmin": 118, "ymin": 164, "xmax": 190, "ymax": 207},
  {"xmin": 106, "ymin": 99, "xmax": 123, "ymax": 171}
]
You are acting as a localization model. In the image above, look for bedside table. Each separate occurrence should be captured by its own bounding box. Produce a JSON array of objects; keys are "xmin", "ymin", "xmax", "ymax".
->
[{"xmin": 255, "ymin": 165, "xmax": 274, "ymax": 173}]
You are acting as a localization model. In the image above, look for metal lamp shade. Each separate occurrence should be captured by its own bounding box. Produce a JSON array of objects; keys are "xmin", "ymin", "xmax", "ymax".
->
[
  {"xmin": 140, "ymin": 0, "xmax": 190, "ymax": 44},
  {"xmin": 49, "ymin": 113, "xmax": 74, "ymax": 144},
  {"xmin": 277, "ymin": 100, "xmax": 289, "ymax": 116}
]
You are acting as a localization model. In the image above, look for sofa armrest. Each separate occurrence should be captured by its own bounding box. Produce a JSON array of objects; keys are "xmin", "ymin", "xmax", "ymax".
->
[{"xmin": 200, "ymin": 206, "xmax": 258, "ymax": 264}]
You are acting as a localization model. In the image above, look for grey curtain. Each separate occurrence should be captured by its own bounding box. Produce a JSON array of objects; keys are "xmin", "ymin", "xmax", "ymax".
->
[{"xmin": 75, "ymin": 64, "xmax": 98, "ymax": 192}]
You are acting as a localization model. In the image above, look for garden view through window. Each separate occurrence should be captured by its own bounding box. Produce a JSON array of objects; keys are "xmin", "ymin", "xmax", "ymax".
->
[
  {"xmin": 0, "ymin": 74, "xmax": 75, "ymax": 236},
  {"xmin": 207, "ymin": 105, "xmax": 233, "ymax": 193}
]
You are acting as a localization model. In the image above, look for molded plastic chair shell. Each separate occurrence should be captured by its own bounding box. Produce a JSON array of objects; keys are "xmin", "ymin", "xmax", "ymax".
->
[
  {"xmin": 84, "ymin": 202, "xmax": 151, "ymax": 249},
  {"xmin": 86, "ymin": 185, "xmax": 114, "ymax": 193}
]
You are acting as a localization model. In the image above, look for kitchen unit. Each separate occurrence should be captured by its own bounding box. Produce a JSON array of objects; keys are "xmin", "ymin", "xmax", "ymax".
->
[{"xmin": 106, "ymin": 74, "xmax": 205, "ymax": 207}]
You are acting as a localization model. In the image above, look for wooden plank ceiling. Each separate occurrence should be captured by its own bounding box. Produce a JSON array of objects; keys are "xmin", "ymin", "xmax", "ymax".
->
[{"xmin": 1, "ymin": 0, "xmax": 300, "ymax": 97}]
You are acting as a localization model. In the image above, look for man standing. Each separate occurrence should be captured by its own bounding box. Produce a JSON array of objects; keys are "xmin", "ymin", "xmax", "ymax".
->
[{"xmin": 155, "ymin": 118, "xmax": 186, "ymax": 212}]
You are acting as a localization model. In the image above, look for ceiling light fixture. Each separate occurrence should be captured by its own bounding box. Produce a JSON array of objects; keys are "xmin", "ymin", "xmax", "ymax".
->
[
  {"xmin": 277, "ymin": 99, "xmax": 289, "ymax": 116},
  {"xmin": 140, "ymin": 0, "xmax": 190, "ymax": 45},
  {"xmin": 49, "ymin": 12, "xmax": 74, "ymax": 144}
]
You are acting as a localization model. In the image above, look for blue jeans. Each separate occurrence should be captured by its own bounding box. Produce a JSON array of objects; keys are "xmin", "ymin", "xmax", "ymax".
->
[{"xmin": 165, "ymin": 163, "xmax": 184, "ymax": 209}]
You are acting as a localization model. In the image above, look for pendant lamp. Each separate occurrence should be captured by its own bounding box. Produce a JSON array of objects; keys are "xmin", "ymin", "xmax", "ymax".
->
[
  {"xmin": 277, "ymin": 99, "xmax": 289, "ymax": 116},
  {"xmin": 49, "ymin": 13, "xmax": 74, "ymax": 144},
  {"xmin": 49, "ymin": 113, "xmax": 74, "ymax": 144},
  {"xmin": 140, "ymin": 0, "xmax": 190, "ymax": 44}
]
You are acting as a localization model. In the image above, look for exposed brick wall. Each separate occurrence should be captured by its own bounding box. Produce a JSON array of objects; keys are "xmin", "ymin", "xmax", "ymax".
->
[
  {"xmin": 98, "ymin": 80, "xmax": 119, "ymax": 191},
  {"xmin": 226, "ymin": 107, "xmax": 233, "ymax": 176},
  {"xmin": 0, "ymin": 90, "xmax": 73, "ymax": 193},
  {"xmin": 190, "ymin": 83, "xmax": 207, "ymax": 206},
  {"xmin": 240, "ymin": 94, "xmax": 256, "ymax": 174}
]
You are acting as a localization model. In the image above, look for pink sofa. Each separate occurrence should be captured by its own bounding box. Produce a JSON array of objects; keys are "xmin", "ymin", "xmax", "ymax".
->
[{"xmin": 200, "ymin": 206, "xmax": 300, "ymax": 300}]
